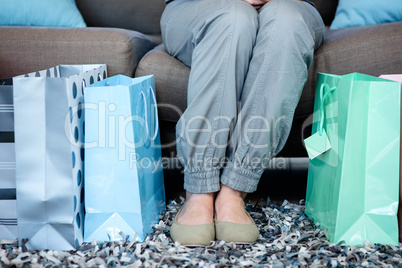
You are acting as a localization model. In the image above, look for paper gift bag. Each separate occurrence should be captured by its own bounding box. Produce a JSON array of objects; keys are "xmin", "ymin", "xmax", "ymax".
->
[
  {"xmin": 379, "ymin": 74, "xmax": 402, "ymax": 242},
  {"xmin": 0, "ymin": 143, "xmax": 15, "ymax": 198},
  {"xmin": 0, "ymin": 200, "xmax": 17, "ymax": 240},
  {"xmin": 304, "ymin": 72, "xmax": 401, "ymax": 246},
  {"xmin": 84, "ymin": 74, "xmax": 166, "ymax": 242},
  {"xmin": 0, "ymin": 79, "xmax": 17, "ymax": 240},
  {"xmin": 0, "ymin": 78, "xmax": 14, "ymax": 135},
  {"xmin": 13, "ymin": 64, "xmax": 107, "ymax": 250},
  {"xmin": 0, "ymin": 79, "xmax": 15, "ymax": 193},
  {"xmin": 0, "ymin": 143, "xmax": 17, "ymax": 240}
]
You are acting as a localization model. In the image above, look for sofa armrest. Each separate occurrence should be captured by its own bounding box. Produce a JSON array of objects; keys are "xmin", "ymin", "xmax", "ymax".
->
[{"xmin": 0, "ymin": 26, "xmax": 157, "ymax": 78}]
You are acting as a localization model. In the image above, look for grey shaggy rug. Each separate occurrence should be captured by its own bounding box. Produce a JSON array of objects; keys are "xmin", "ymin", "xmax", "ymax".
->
[{"xmin": 1, "ymin": 198, "xmax": 402, "ymax": 267}]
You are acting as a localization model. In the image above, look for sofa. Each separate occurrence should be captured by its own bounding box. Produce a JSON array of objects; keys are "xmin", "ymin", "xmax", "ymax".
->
[{"xmin": 1, "ymin": 0, "xmax": 402, "ymax": 160}]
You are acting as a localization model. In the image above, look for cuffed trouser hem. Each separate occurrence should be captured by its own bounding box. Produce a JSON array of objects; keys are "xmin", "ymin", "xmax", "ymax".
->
[
  {"xmin": 220, "ymin": 164, "xmax": 261, "ymax": 193},
  {"xmin": 184, "ymin": 170, "xmax": 221, "ymax": 193}
]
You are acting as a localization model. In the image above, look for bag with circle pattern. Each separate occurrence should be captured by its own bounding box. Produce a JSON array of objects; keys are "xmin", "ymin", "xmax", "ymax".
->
[{"xmin": 13, "ymin": 64, "xmax": 107, "ymax": 250}]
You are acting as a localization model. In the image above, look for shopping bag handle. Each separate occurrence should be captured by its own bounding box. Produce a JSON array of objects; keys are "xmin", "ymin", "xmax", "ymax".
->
[
  {"xmin": 318, "ymin": 83, "xmax": 336, "ymax": 136},
  {"xmin": 149, "ymin": 86, "xmax": 159, "ymax": 141},
  {"xmin": 82, "ymin": 80, "xmax": 86, "ymax": 95},
  {"xmin": 140, "ymin": 86, "xmax": 159, "ymax": 141}
]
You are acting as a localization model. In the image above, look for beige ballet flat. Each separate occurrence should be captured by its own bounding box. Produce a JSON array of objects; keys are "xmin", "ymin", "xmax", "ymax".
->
[
  {"xmin": 215, "ymin": 211, "xmax": 259, "ymax": 244},
  {"xmin": 170, "ymin": 206, "xmax": 215, "ymax": 247}
]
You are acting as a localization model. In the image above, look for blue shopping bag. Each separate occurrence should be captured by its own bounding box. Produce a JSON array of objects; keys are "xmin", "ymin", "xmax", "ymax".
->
[{"xmin": 84, "ymin": 74, "xmax": 166, "ymax": 242}]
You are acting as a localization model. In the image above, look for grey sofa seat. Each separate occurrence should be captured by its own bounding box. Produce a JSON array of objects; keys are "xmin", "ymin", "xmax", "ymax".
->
[
  {"xmin": 136, "ymin": 20, "xmax": 402, "ymax": 156},
  {"xmin": 1, "ymin": 0, "xmax": 402, "ymax": 158}
]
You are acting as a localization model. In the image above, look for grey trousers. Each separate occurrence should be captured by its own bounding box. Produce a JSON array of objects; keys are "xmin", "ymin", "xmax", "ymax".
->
[{"xmin": 160, "ymin": 0, "xmax": 325, "ymax": 193}]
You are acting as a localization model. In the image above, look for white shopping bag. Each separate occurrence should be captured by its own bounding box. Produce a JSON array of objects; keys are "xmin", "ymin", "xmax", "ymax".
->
[{"xmin": 13, "ymin": 64, "xmax": 107, "ymax": 250}]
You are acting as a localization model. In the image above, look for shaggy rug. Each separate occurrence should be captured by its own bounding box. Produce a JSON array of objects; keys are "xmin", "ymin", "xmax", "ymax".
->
[{"xmin": 1, "ymin": 198, "xmax": 401, "ymax": 267}]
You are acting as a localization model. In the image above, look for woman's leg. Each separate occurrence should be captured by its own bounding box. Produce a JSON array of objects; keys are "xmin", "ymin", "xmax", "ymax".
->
[
  {"xmin": 161, "ymin": 0, "xmax": 258, "ymax": 225},
  {"xmin": 216, "ymin": 0, "xmax": 325, "ymax": 222}
]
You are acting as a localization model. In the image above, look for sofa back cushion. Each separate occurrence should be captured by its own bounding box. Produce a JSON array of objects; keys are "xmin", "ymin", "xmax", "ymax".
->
[
  {"xmin": 76, "ymin": 0, "xmax": 338, "ymax": 35},
  {"xmin": 76, "ymin": 0, "xmax": 165, "ymax": 35}
]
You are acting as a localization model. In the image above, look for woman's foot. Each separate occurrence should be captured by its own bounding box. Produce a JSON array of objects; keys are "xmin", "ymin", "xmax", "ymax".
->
[
  {"xmin": 214, "ymin": 184, "xmax": 253, "ymax": 224},
  {"xmin": 176, "ymin": 191, "xmax": 215, "ymax": 225},
  {"xmin": 170, "ymin": 191, "xmax": 215, "ymax": 246},
  {"xmin": 214, "ymin": 184, "xmax": 259, "ymax": 244}
]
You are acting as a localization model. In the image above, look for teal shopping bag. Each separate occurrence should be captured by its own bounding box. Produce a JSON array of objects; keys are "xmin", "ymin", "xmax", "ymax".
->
[
  {"xmin": 84, "ymin": 75, "xmax": 166, "ymax": 242},
  {"xmin": 304, "ymin": 72, "xmax": 401, "ymax": 246}
]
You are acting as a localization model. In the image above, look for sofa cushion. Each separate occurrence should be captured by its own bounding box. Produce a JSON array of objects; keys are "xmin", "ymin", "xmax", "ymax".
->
[
  {"xmin": 138, "ymin": 22, "xmax": 402, "ymax": 123},
  {"xmin": 300, "ymin": 21, "xmax": 402, "ymax": 119},
  {"xmin": 76, "ymin": 0, "xmax": 165, "ymax": 36},
  {"xmin": 76, "ymin": 0, "xmax": 338, "ymax": 34},
  {"xmin": 330, "ymin": 0, "xmax": 402, "ymax": 29},
  {"xmin": 0, "ymin": 0, "xmax": 86, "ymax": 27},
  {"xmin": 136, "ymin": 22, "xmax": 402, "ymax": 157},
  {"xmin": 0, "ymin": 27, "xmax": 157, "ymax": 79}
]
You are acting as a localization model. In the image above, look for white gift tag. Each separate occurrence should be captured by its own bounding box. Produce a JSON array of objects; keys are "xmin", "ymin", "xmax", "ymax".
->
[{"xmin": 304, "ymin": 129, "xmax": 332, "ymax": 159}]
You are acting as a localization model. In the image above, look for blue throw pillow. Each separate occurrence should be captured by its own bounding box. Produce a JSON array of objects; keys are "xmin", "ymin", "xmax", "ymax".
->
[
  {"xmin": 330, "ymin": 0, "xmax": 402, "ymax": 29},
  {"xmin": 0, "ymin": 0, "xmax": 86, "ymax": 27}
]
